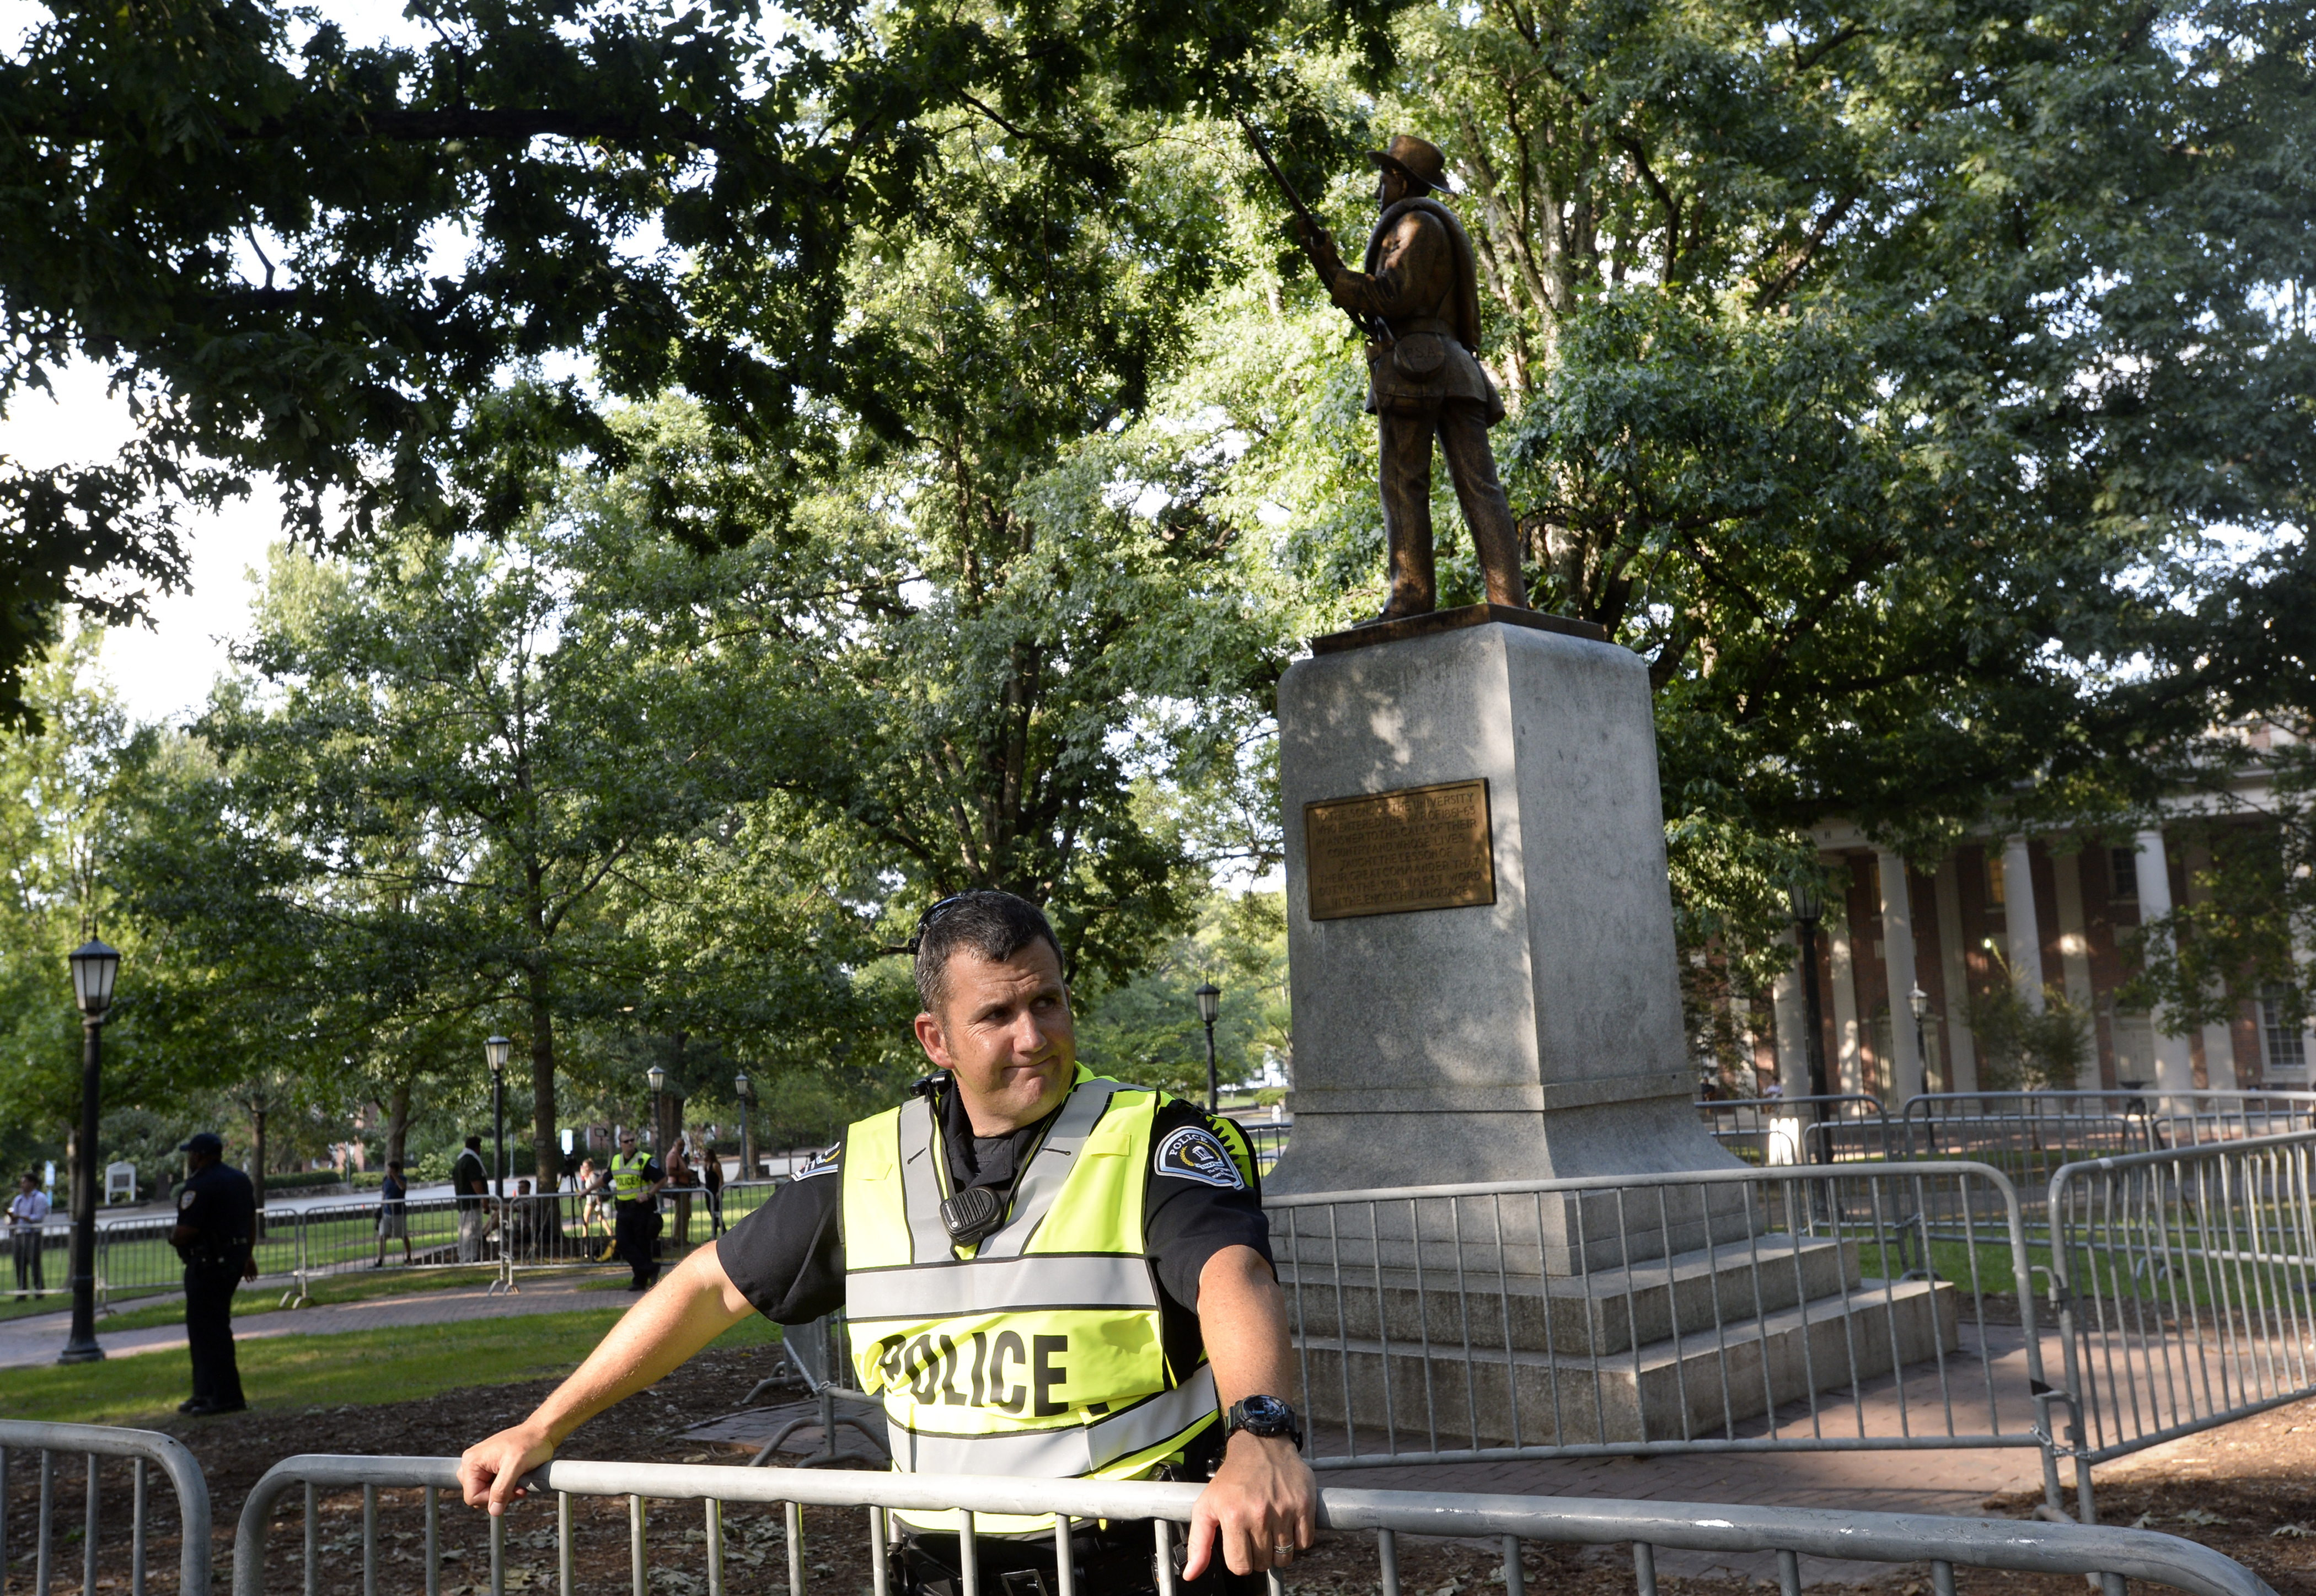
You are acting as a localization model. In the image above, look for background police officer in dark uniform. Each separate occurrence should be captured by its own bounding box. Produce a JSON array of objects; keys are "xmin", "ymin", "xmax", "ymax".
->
[{"xmin": 170, "ymin": 1132, "xmax": 256, "ymax": 1415}]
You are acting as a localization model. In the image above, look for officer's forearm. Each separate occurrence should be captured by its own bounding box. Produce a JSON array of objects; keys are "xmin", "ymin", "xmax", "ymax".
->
[
  {"xmin": 522, "ymin": 1243, "xmax": 753, "ymax": 1444},
  {"xmin": 1195, "ymin": 1244, "xmax": 1295, "ymax": 1406}
]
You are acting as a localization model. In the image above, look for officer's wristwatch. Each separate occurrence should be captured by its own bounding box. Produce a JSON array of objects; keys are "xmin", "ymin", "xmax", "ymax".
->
[{"xmin": 1224, "ymin": 1395, "xmax": 1303, "ymax": 1450}]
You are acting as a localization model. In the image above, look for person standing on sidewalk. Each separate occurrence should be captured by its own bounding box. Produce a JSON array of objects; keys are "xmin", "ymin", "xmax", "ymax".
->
[
  {"xmin": 170, "ymin": 1133, "xmax": 256, "ymax": 1415},
  {"xmin": 605, "ymin": 1132, "xmax": 665, "ymax": 1291},
  {"xmin": 374, "ymin": 1160, "xmax": 412, "ymax": 1267},
  {"xmin": 453, "ymin": 1136, "xmax": 491, "ymax": 1262},
  {"xmin": 9, "ymin": 1172, "xmax": 50, "ymax": 1297},
  {"xmin": 701, "ymin": 1135, "xmax": 726, "ymax": 1237}
]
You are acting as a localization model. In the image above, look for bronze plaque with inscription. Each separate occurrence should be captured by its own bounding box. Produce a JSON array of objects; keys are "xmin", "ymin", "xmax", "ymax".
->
[{"xmin": 1304, "ymin": 780, "xmax": 1495, "ymax": 921}]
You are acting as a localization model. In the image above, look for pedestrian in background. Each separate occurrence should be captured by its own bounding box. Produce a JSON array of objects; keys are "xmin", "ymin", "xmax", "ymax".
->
[
  {"xmin": 701, "ymin": 1133, "xmax": 726, "ymax": 1237},
  {"xmin": 667, "ymin": 1142, "xmax": 697, "ymax": 1249},
  {"xmin": 170, "ymin": 1133, "xmax": 256, "ymax": 1415},
  {"xmin": 9, "ymin": 1171, "xmax": 50, "ymax": 1297},
  {"xmin": 374, "ymin": 1159, "xmax": 412, "ymax": 1267},
  {"xmin": 453, "ymin": 1136, "xmax": 491, "ymax": 1262}
]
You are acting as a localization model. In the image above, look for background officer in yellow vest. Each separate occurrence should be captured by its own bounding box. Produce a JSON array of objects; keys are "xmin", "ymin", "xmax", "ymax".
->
[
  {"xmin": 604, "ymin": 1131, "xmax": 667, "ymax": 1291},
  {"xmin": 458, "ymin": 890, "xmax": 1316, "ymax": 1593}
]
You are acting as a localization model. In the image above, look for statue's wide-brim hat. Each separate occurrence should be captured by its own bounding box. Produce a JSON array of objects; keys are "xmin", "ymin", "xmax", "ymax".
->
[{"xmin": 1369, "ymin": 135, "xmax": 1454, "ymax": 193}]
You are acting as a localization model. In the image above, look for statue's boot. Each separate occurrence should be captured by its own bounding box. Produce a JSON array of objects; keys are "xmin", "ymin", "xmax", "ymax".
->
[{"xmin": 1368, "ymin": 528, "xmax": 1436, "ymax": 624}]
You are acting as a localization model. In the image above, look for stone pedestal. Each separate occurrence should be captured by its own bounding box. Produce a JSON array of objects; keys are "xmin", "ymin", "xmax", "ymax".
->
[
  {"xmin": 1268, "ymin": 610, "xmax": 1738, "ymax": 1241},
  {"xmin": 1265, "ymin": 610, "xmax": 1960, "ymax": 1445}
]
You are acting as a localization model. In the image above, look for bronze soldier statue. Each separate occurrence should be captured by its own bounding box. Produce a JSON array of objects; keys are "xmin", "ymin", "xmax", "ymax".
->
[{"xmin": 1292, "ymin": 135, "xmax": 1530, "ymax": 624}]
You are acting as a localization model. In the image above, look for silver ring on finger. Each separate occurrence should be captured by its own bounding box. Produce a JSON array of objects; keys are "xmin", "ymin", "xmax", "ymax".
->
[{"xmin": 1273, "ymin": 1543, "xmax": 1295, "ymax": 1561}]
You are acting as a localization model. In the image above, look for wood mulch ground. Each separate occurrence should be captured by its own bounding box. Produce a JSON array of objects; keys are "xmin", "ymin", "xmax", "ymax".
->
[{"xmin": 7, "ymin": 1346, "xmax": 2314, "ymax": 1594}]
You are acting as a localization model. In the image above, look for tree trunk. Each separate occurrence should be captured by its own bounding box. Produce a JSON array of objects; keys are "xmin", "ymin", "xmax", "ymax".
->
[
  {"xmin": 384, "ymin": 1077, "xmax": 413, "ymax": 1170},
  {"xmin": 251, "ymin": 1104, "xmax": 269, "ymax": 1240},
  {"xmin": 528, "ymin": 968, "xmax": 564, "ymax": 1249}
]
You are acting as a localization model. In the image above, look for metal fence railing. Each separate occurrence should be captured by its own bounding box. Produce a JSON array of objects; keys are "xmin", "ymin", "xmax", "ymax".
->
[
  {"xmin": 228, "ymin": 1454, "xmax": 2276, "ymax": 1596},
  {"xmin": 275, "ymin": 1179, "xmax": 791, "ymax": 1303},
  {"xmin": 1905, "ymin": 1092, "xmax": 2316, "ymax": 1222},
  {"xmin": 1267, "ymin": 1162, "xmax": 2057, "ymax": 1489},
  {"xmin": 2046, "ymin": 1128, "xmax": 2316, "ymax": 1519},
  {"xmin": 0, "ymin": 1420, "xmax": 213, "ymax": 1595},
  {"xmin": 1696, "ymin": 1094, "xmax": 1899, "ymax": 1164}
]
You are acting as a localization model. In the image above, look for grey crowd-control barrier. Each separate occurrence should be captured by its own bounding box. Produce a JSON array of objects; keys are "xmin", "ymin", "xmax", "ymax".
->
[
  {"xmin": 0, "ymin": 1418, "xmax": 213, "ymax": 1595},
  {"xmin": 229, "ymin": 1454, "xmax": 2275, "ymax": 1596}
]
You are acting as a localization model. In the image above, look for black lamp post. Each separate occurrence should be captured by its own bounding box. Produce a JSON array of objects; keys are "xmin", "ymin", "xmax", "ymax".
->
[
  {"xmin": 61, "ymin": 938, "xmax": 120, "ymax": 1365},
  {"xmin": 484, "ymin": 1036, "xmax": 511, "ymax": 1199},
  {"xmin": 1194, "ymin": 982, "xmax": 1222, "ymax": 1114},
  {"xmin": 1788, "ymin": 883, "xmax": 1831, "ymax": 1164},
  {"xmin": 733, "ymin": 1072, "xmax": 755, "ymax": 1181},
  {"xmin": 647, "ymin": 1064, "xmax": 668, "ymax": 1157},
  {"xmin": 1909, "ymin": 983, "xmax": 1933, "ymax": 1095}
]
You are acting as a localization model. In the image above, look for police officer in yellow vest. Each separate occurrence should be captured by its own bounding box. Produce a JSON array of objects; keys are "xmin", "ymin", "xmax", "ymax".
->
[
  {"xmin": 458, "ymin": 890, "xmax": 1316, "ymax": 1593},
  {"xmin": 604, "ymin": 1132, "xmax": 666, "ymax": 1291}
]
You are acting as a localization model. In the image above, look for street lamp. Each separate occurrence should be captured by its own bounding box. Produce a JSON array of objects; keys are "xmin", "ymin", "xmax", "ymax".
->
[
  {"xmin": 1194, "ymin": 982, "xmax": 1222, "ymax": 1114},
  {"xmin": 1908, "ymin": 983, "xmax": 1933, "ymax": 1095},
  {"xmin": 1787, "ymin": 883, "xmax": 1831, "ymax": 1163},
  {"xmin": 647, "ymin": 1064, "xmax": 668, "ymax": 1154},
  {"xmin": 733, "ymin": 1072, "xmax": 756, "ymax": 1180},
  {"xmin": 60, "ymin": 938, "xmax": 120, "ymax": 1364},
  {"xmin": 484, "ymin": 1036, "xmax": 511, "ymax": 1200}
]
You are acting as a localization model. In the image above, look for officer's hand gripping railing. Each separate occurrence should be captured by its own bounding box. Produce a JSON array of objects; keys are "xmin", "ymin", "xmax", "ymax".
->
[
  {"xmin": 229, "ymin": 1456, "xmax": 2277, "ymax": 1596},
  {"xmin": 1, "ymin": 1418, "xmax": 213, "ymax": 1596}
]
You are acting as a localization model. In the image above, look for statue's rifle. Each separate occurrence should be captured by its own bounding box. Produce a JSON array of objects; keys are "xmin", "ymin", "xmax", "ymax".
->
[{"xmin": 1235, "ymin": 113, "xmax": 1390, "ymax": 344}]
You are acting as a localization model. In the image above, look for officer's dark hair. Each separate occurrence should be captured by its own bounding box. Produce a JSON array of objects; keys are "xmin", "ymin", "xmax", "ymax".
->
[
  {"xmin": 911, "ymin": 891, "xmax": 1064, "ymax": 1014},
  {"xmin": 464, "ymin": 1135, "xmax": 482, "ymax": 1151},
  {"xmin": 387, "ymin": 1160, "xmax": 402, "ymax": 1172}
]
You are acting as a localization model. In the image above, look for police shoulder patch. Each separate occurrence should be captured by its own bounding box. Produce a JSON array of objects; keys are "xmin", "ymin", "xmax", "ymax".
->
[
  {"xmin": 178, "ymin": 1189, "xmax": 195, "ymax": 1211},
  {"xmin": 792, "ymin": 1144, "xmax": 842, "ymax": 1181},
  {"xmin": 1154, "ymin": 1126, "xmax": 1245, "ymax": 1190}
]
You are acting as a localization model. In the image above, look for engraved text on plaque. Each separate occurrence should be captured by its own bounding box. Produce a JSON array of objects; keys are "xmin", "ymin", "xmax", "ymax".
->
[{"xmin": 1304, "ymin": 779, "xmax": 1495, "ymax": 921}]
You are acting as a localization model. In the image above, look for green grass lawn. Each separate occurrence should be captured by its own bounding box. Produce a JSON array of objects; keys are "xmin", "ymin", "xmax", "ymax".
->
[{"xmin": 6, "ymin": 1308, "xmax": 784, "ymax": 1425}]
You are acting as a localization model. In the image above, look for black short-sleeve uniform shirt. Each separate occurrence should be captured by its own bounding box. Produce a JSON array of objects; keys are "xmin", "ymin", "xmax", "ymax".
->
[
  {"xmin": 175, "ymin": 1163, "xmax": 256, "ymax": 1262},
  {"xmin": 718, "ymin": 1073, "xmax": 1272, "ymax": 1385}
]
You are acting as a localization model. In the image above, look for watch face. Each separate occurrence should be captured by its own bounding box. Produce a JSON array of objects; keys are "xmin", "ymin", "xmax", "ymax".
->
[{"xmin": 1240, "ymin": 1395, "xmax": 1291, "ymax": 1430}]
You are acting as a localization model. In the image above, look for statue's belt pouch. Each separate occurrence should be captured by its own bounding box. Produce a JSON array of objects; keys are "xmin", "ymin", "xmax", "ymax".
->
[{"xmin": 1391, "ymin": 332, "xmax": 1448, "ymax": 378}]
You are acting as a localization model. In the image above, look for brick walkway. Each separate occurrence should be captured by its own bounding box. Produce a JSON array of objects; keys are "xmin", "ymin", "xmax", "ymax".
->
[{"xmin": 0, "ymin": 1273, "xmax": 619, "ymax": 1371}]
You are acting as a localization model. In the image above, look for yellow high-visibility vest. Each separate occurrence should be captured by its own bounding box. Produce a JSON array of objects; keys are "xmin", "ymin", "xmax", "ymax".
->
[
  {"xmin": 841, "ymin": 1067, "xmax": 1255, "ymax": 1534},
  {"xmin": 609, "ymin": 1152, "xmax": 653, "ymax": 1201}
]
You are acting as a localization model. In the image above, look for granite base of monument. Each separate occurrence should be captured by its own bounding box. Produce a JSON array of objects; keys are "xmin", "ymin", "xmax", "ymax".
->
[
  {"xmin": 1265, "ymin": 609, "xmax": 1741, "ymax": 1250},
  {"xmin": 1264, "ymin": 609, "xmax": 1955, "ymax": 1441}
]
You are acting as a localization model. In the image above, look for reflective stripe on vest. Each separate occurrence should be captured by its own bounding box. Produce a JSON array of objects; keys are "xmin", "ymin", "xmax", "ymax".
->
[{"xmin": 842, "ymin": 1069, "xmax": 1218, "ymax": 1534}]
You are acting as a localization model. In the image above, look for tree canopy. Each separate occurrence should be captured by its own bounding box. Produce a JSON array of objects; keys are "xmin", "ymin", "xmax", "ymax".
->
[{"xmin": 3, "ymin": 0, "xmax": 2313, "ymax": 1157}]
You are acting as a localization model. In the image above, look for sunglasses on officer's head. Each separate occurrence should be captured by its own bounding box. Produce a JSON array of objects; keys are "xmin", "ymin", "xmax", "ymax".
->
[{"xmin": 907, "ymin": 894, "xmax": 970, "ymax": 955}]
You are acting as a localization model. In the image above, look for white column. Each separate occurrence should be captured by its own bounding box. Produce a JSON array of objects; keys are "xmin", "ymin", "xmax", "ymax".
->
[
  {"xmin": 1876, "ymin": 849, "xmax": 1924, "ymax": 1103},
  {"xmin": 1771, "ymin": 929, "xmax": 1807, "ymax": 1093},
  {"xmin": 2001, "ymin": 837, "xmax": 2046, "ymax": 1011},
  {"xmin": 2133, "ymin": 827, "xmax": 2199, "ymax": 1093},
  {"xmin": 2050, "ymin": 848, "xmax": 2101, "ymax": 1089},
  {"xmin": 1934, "ymin": 855, "xmax": 1978, "ymax": 1093},
  {"xmin": 1828, "ymin": 895, "xmax": 1865, "ymax": 1097},
  {"xmin": 2185, "ymin": 840, "xmax": 2247, "ymax": 1088}
]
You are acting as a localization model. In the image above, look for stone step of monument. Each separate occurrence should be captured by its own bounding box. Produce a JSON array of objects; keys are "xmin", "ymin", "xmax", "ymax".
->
[
  {"xmin": 1276, "ymin": 1232, "xmax": 1863, "ymax": 1358},
  {"xmin": 1293, "ymin": 1276, "xmax": 1957, "ymax": 1448}
]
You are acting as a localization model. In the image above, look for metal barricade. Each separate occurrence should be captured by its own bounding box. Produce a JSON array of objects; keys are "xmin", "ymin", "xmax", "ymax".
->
[
  {"xmin": 1269, "ymin": 1162, "xmax": 2064, "ymax": 1498},
  {"xmin": 276, "ymin": 1177, "xmax": 793, "ymax": 1303},
  {"xmin": 2046, "ymin": 1127, "xmax": 2316, "ymax": 1523},
  {"xmin": 1905, "ymin": 1092, "xmax": 2316, "ymax": 1226},
  {"xmin": 0, "ymin": 1420, "xmax": 213, "ymax": 1595},
  {"xmin": 1696, "ymin": 1095, "xmax": 1897, "ymax": 1164},
  {"xmin": 229, "ymin": 1455, "xmax": 2274, "ymax": 1596}
]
